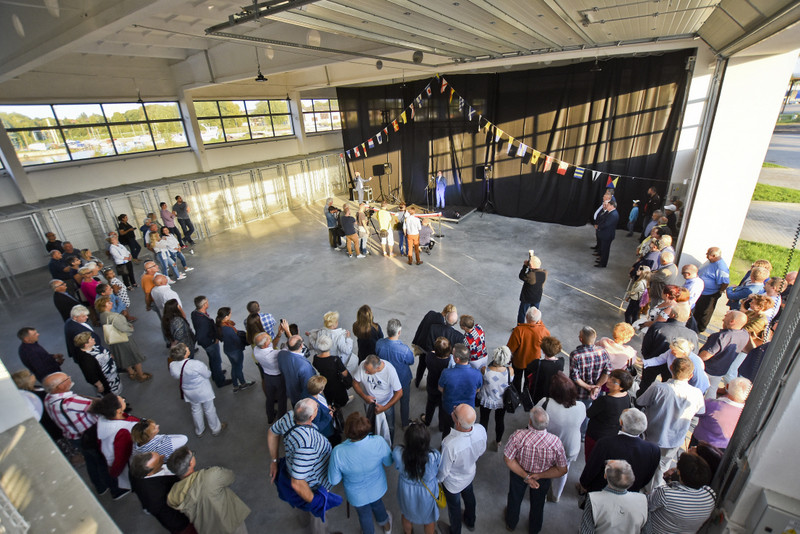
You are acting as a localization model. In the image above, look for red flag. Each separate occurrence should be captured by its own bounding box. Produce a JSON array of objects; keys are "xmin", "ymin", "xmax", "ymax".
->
[
  {"xmin": 392, "ymin": 120, "xmax": 399, "ymax": 132},
  {"xmin": 557, "ymin": 161, "xmax": 569, "ymax": 175},
  {"xmin": 354, "ymin": 146, "xmax": 360, "ymax": 157},
  {"xmin": 543, "ymin": 155, "xmax": 554, "ymax": 172},
  {"xmin": 441, "ymin": 78, "xmax": 448, "ymax": 93}
]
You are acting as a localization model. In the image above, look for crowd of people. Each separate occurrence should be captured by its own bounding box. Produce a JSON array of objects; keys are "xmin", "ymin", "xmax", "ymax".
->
[{"xmin": 11, "ymin": 190, "xmax": 796, "ymax": 534}]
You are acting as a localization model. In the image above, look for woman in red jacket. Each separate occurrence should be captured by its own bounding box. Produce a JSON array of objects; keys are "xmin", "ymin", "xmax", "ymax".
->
[{"xmin": 91, "ymin": 394, "xmax": 139, "ymax": 500}]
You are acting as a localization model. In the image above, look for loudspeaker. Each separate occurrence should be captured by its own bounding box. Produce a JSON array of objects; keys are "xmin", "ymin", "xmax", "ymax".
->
[{"xmin": 372, "ymin": 163, "xmax": 392, "ymax": 176}]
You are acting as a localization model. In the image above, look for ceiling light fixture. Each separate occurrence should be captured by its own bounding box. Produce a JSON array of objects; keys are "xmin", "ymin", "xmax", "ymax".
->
[
  {"xmin": 254, "ymin": 46, "xmax": 268, "ymax": 82},
  {"xmin": 590, "ymin": 58, "xmax": 602, "ymax": 72}
]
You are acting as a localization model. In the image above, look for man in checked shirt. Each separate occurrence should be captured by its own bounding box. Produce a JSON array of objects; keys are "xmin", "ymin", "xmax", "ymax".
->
[
  {"xmin": 569, "ymin": 326, "xmax": 611, "ymax": 438},
  {"xmin": 503, "ymin": 406, "xmax": 568, "ymax": 533}
]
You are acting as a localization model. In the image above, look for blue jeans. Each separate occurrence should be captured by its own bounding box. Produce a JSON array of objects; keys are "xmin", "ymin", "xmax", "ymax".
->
[
  {"xmin": 355, "ymin": 498, "xmax": 389, "ymax": 534},
  {"xmin": 170, "ymin": 250, "xmax": 187, "ymax": 268},
  {"xmin": 157, "ymin": 254, "xmax": 180, "ymax": 279},
  {"xmin": 579, "ymin": 397, "xmax": 592, "ymax": 436},
  {"xmin": 505, "ymin": 472, "xmax": 551, "ymax": 533},
  {"xmin": 70, "ymin": 438, "xmax": 114, "ymax": 495},
  {"xmin": 178, "ymin": 218, "xmax": 195, "ymax": 243},
  {"xmin": 202, "ymin": 342, "xmax": 226, "ymax": 387},
  {"xmin": 383, "ymin": 404, "xmax": 396, "ymax": 445},
  {"xmin": 444, "ymin": 483, "xmax": 476, "ymax": 534},
  {"xmin": 398, "ymin": 231, "xmax": 407, "ymax": 255},
  {"xmin": 224, "ymin": 348, "xmax": 245, "ymax": 387}
]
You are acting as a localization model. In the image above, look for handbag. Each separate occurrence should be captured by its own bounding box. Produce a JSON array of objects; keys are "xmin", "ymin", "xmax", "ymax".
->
[
  {"xmin": 422, "ymin": 480, "xmax": 447, "ymax": 509},
  {"xmin": 102, "ymin": 315, "xmax": 129, "ymax": 345},
  {"xmin": 503, "ymin": 367, "xmax": 521, "ymax": 413},
  {"xmin": 336, "ymin": 357, "xmax": 353, "ymax": 389}
]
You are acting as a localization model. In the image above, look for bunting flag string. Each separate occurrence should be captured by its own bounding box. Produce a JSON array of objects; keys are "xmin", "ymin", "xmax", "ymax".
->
[{"xmin": 342, "ymin": 74, "xmax": 647, "ymax": 192}]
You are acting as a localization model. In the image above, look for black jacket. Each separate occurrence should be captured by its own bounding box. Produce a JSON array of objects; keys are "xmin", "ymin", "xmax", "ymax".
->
[
  {"xmin": 130, "ymin": 473, "xmax": 192, "ymax": 533},
  {"xmin": 519, "ymin": 267, "xmax": 547, "ymax": 304},
  {"xmin": 580, "ymin": 433, "xmax": 660, "ymax": 493},
  {"xmin": 412, "ymin": 310, "xmax": 445, "ymax": 352},
  {"xmin": 191, "ymin": 310, "xmax": 218, "ymax": 348}
]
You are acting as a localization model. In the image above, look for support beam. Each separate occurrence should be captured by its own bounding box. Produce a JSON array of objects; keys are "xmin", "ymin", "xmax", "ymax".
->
[{"xmin": 0, "ymin": 123, "xmax": 38, "ymax": 204}]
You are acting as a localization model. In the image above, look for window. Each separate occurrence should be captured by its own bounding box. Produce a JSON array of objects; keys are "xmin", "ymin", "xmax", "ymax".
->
[
  {"xmin": 193, "ymin": 99, "xmax": 294, "ymax": 144},
  {"xmin": 301, "ymin": 98, "xmax": 341, "ymax": 133},
  {"xmin": 0, "ymin": 102, "xmax": 188, "ymax": 166}
]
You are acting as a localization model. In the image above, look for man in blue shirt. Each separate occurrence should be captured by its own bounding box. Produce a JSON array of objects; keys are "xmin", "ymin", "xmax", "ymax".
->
[
  {"xmin": 278, "ymin": 335, "xmax": 316, "ymax": 405},
  {"xmin": 626, "ymin": 200, "xmax": 639, "ymax": 237},
  {"xmin": 692, "ymin": 247, "xmax": 730, "ymax": 332},
  {"xmin": 438, "ymin": 344, "xmax": 482, "ymax": 437},
  {"xmin": 725, "ymin": 266, "xmax": 768, "ymax": 310},
  {"xmin": 375, "ymin": 318, "xmax": 415, "ymax": 428}
]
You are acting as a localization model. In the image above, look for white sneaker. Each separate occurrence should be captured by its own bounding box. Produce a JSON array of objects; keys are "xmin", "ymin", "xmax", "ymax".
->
[
  {"xmin": 167, "ymin": 279, "xmax": 176, "ymax": 285},
  {"xmin": 189, "ymin": 250, "xmax": 194, "ymax": 255},
  {"xmin": 184, "ymin": 267, "xmax": 194, "ymax": 271},
  {"xmin": 356, "ymin": 254, "xmax": 365, "ymax": 258},
  {"xmin": 177, "ymin": 274, "xmax": 187, "ymax": 280}
]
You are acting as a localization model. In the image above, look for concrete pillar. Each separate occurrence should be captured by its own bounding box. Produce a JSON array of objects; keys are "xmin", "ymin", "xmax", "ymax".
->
[
  {"xmin": 288, "ymin": 90, "xmax": 307, "ymax": 155},
  {"xmin": 679, "ymin": 48, "xmax": 800, "ymax": 267},
  {"xmin": 0, "ymin": 122, "xmax": 38, "ymax": 203},
  {"xmin": 178, "ymin": 89, "xmax": 210, "ymax": 173}
]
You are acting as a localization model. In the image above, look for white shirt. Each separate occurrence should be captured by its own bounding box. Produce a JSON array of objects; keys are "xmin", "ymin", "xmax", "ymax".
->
[
  {"xmin": 163, "ymin": 234, "xmax": 181, "ymax": 252},
  {"xmin": 353, "ymin": 360, "xmax": 402, "ymax": 405},
  {"xmin": 108, "ymin": 243, "xmax": 131, "ymax": 265},
  {"xmin": 403, "ymin": 215, "xmax": 421, "ymax": 235},
  {"xmin": 152, "ymin": 239, "xmax": 172, "ymax": 260},
  {"xmin": 151, "ymin": 285, "xmax": 182, "ymax": 313},
  {"xmin": 437, "ymin": 424, "xmax": 487, "ymax": 493},
  {"xmin": 254, "ymin": 345, "xmax": 281, "ymax": 376},
  {"xmin": 169, "ymin": 359, "xmax": 215, "ymax": 404}
]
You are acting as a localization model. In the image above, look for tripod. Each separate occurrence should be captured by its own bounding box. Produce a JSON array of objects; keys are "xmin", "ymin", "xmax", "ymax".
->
[{"xmin": 479, "ymin": 165, "xmax": 496, "ymax": 216}]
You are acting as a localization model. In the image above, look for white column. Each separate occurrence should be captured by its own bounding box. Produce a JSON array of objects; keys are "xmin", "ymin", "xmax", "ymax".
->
[
  {"xmin": 178, "ymin": 89, "xmax": 210, "ymax": 173},
  {"xmin": 679, "ymin": 48, "xmax": 800, "ymax": 268},
  {"xmin": 289, "ymin": 90, "xmax": 307, "ymax": 155},
  {"xmin": 0, "ymin": 122, "xmax": 38, "ymax": 203}
]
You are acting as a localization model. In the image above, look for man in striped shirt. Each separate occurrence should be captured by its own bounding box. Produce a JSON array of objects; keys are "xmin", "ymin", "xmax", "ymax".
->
[
  {"xmin": 503, "ymin": 406, "xmax": 568, "ymax": 533},
  {"xmin": 268, "ymin": 398, "xmax": 338, "ymax": 534},
  {"xmin": 647, "ymin": 452, "xmax": 716, "ymax": 533},
  {"xmin": 43, "ymin": 372, "xmax": 113, "ymax": 495}
]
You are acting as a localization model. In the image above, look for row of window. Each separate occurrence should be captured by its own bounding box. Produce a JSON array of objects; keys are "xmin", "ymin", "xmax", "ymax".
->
[{"xmin": 0, "ymin": 99, "xmax": 340, "ymax": 167}]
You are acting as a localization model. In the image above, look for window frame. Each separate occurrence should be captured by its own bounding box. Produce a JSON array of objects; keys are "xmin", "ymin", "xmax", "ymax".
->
[
  {"xmin": 300, "ymin": 98, "xmax": 342, "ymax": 134},
  {"xmin": 193, "ymin": 99, "xmax": 295, "ymax": 145}
]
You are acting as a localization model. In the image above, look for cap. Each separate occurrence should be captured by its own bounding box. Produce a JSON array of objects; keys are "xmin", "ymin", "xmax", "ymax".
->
[
  {"xmin": 632, "ymin": 199, "xmax": 640, "ymax": 204},
  {"xmin": 664, "ymin": 204, "xmax": 677, "ymax": 211}
]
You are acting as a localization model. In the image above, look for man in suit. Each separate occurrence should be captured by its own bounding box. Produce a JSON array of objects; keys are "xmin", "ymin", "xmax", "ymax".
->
[
  {"xmin": 51, "ymin": 279, "xmax": 81, "ymax": 321},
  {"xmin": 277, "ymin": 335, "xmax": 316, "ymax": 405},
  {"xmin": 63, "ymin": 305, "xmax": 101, "ymax": 361},
  {"xmin": 190, "ymin": 296, "xmax": 230, "ymax": 388},
  {"xmin": 578, "ymin": 408, "xmax": 660, "ymax": 494},
  {"xmin": 594, "ymin": 199, "xmax": 619, "ymax": 268},
  {"xmin": 412, "ymin": 304, "xmax": 456, "ymax": 387},
  {"xmin": 639, "ymin": 303, "xmax": 699, "ymax": 394},
  {"xmin": 129, "ymin": 452, "xmax": 195, "ymax": 534}
]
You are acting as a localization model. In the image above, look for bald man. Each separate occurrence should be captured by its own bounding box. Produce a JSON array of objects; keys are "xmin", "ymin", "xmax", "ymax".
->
[
  {"xmin": 438, "ymin": 404, "xmax": 487, "ymax": 533},
  {"xmin": 150, "ymin": 274, "xmax": 182, "ymax": 315},
  {"xmin": 698, "ymin": 310, "xmax": 750, "ymax": 397},
  {"xmin": 682, "ymin": 264, "xmax": 704, "ymax": 310},
  {"xmin": 693, "ymin": 247, "xmax": 730, "ymax": 332}
]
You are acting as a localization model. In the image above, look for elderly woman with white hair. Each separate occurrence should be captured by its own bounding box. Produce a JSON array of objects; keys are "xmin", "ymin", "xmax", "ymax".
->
[
  {"xmin": 580, "ymin": 459, "xmax": 647, "ymax": 533},
  {"xmin": 306, "ymin": 310, "xmax": 355, "ymax": 366},
  {"xmin": 479, "ymin": 346, "xmax": 513, "ymax": 451},
  {"xmin": 691, "ymin": 376, "xmax": 752, "ymax": 450},
  {"xmin": 312, "ymin": 334, "xmax": 351, "ymax": 409},
  {"xmin": 641, "ymin": 337, "xmax": 710, "ymax": 395}
]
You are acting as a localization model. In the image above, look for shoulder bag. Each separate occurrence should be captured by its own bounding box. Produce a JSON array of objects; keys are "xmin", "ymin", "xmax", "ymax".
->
[
  {"xmin": 336, "ymin": 357, "xmax": 353, "ymax": 389},
  {"xmin": 421, "ymin": 479, "xmax": 447, "ymax": 509},
  {"xmin": 503, "ymin": 367, "xmax": 521, "ymax": 413},
  {"xmin": 103, "ymin": 314, "xmax": 129, "ymax": 345}
]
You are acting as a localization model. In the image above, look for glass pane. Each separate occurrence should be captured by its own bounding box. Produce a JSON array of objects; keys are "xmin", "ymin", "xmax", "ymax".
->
[
  {"xmin": 249, "ymin": 116, "xmax": 274, "ymax": 138},
  {"xmin": 303, "ymin": 114, "xmax": 316, "ymax": 133},
  {"xmin": 330, "ymin": 99, "xmax": 339, "ymax": 111},
  {"xmin": 61, "ymin": 126, "xmax": 115, "ymax": 160},
  {"xmin": 245, "ymin": 100, "xmax": 271, "ymax": 115},
  {"xmin": 313, "ymin": 99, "xmax": 330, "ymax": 112},
  {"xmin": 0, "ymin": 105, "xmax": 57, "ymax": 129},
  {"xmin": 53, "ymin": 104, "xmax": 105, "ymax": 125},
  {"xmin": 198, "ymin": 119, "xmax": 225, "ymax": 144},
  {"xmin": 151, "ymin": 120, "xmax": 188, "ymax": 149},
  {"xmin": 272, "ymin": 114, "xmax": 293, "ymax": 136},
  {"xmin": 269, "ymin": 100, "xmax": 289, "ymax": 114},
  {"xmin": 222, "ymin": 117, "xmax": 251, "ymax": 141},
  {"xmin": 102, "ymin": 103, "xmax": 146, "ymax": 123},
  {"xmin": 145, "ymin": 102, "xmax": 181, "ymax": 120},
  {"xmin": 218, "ymin": 101, "xmax": 246, "ymax": 116},
  {"xmin": 8, "ymin": 129, "xmax": 70, "ymax": 165},
  {"xmin": 110, "ymin": 124, "xmax": 156, "ymax": 154},
  {"xmin": 193, "ymin": 101, "xmax": 220, "ymax": 118},
  {"xmin": 313, "ymin": 112, "xmax": 332, "ymax": 132},
  {"xmin": 331, "ymin": 111, "xmax": 342, "ymax": 130},
  {"xmin": 300, "ymin": 99, "xmax": 314, "ymax": 113}
]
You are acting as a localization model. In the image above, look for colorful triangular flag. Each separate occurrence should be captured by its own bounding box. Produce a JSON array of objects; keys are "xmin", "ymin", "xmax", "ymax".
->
[
  {"xmin": 557, "ymin": 161, "xmax": 569, "ymax": 175},
  {"xmin": 361, "ymin": 143, "xmax": 367, "ymax": 156},
  {"xmin": 458, "ymin": 97, "xmax": 465, "ymax": 112},
  {"xmin": 468, "ymin": 107, "xmax": 476, "ymax": 120},
  {"xmin": 531, "ymin": 150, "xmax": 541, "ymax": 165},
  {"xmin": 425, "ymin": 84, "xmax": 432, "ymax": 97},
  {"xmin": 591, "ymin": 170, "xmax": 601, "ymax": 182},
  {"xmin": 507, "ymin": 136, "xmax": 516, "ymax": 156},
  {"xmin": 573, "ymin": 167, "xmax": 585, "ymax": 179},
  {"xmin": 543, "ymin": 155, "xmax": 554, "ymax": 172},
  {"xmin": 345, "ymin": 149, "xmax": 352, "ymax": 159},
  {"xmin": 400, "ymin": 111, "xmax": 407, "ymax": 124},
  {"xmin": 376, "ymin": 132, "xmax": 383, "ymax": 145},
  {"xmin": 606, "ymin": 175, "xmax": 618, "ymax": 188},
  {"xmin": 410, "ymin": 103, "xmax": 415, "ymax": 120},
  {"xmin": 354, "ymin": 146, "xmax": 360, "ymax": 157},
  {"xmin": 441, "ymin": 78, "xmax": 449, "ymax": 93},
  {"xmin": 516, "ymin": 143, "xmax": 528, "ymax": 158},
  {"xmin": 449, "ymin": 87, "xmax": 455, "ymax": 103},
  {"xmin": 611, "ymin": 176, "xmax": 619, "ymax": 188},
  {"xmin": 392, "ymin": 120, "xmax": 399, "ymax": 132},
  {"xmin": 368, "ymin": 138, "xmax": 375, "ymax": 149},
  {"xmin": 495, "ymin": 128, "xmax": 504, "ymax": 142},
  {"xmin": 415, "ymin": 95, "xmax": 423, "ymax": 108}
]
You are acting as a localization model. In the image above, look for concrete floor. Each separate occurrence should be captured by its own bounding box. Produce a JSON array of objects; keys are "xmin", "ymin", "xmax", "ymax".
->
[{"xmin": 0, "ymin": 199, "xmax": 715, "ymax": 533}]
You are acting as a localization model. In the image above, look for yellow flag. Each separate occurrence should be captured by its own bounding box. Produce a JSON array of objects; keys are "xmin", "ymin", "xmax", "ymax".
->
[
  {"xmin": 400, "ymin": 111, "xmax": 407, "ymax": 124},
  {"xmin": 531, "ymin": 150, "xmax": 541, "ymax": 165}
]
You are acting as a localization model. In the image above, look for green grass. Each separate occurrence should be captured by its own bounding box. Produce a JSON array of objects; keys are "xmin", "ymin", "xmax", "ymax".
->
[
  {"xmin": 762, "ymin": 162, "xmax": 787, "ymax": 168},
  {"xmin": 731, "ymin": 239, "xmax": 800, "ymax": 283},
  {"xmin": 751, "ymin": 183, "xmax": 800, "ymax": 203}
]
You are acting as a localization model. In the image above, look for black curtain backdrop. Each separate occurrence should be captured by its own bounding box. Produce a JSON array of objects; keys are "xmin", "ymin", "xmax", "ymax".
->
[{"xmin": 337, "ymin": 50, "xmax": 692, "ymax": 227}]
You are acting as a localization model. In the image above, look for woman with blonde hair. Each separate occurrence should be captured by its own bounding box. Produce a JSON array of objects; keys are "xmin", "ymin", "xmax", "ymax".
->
[
  {"xmin": 479, "ymin": 346, "xmax": 513, "ymax": 450},
  {"xmin": 597, "ymin": 322, "xmax": 637, "ymax": 370},
  {"xmin": 642, "ymin": 337, "xmax": 710, "ymax": 395},
  {"xmin": 353, "ymin": 304, "xmax": 384, "ymax": 363},
  {"xmin": 307, "ymin": 310, "xmax": 354, "ymax": 365}
]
